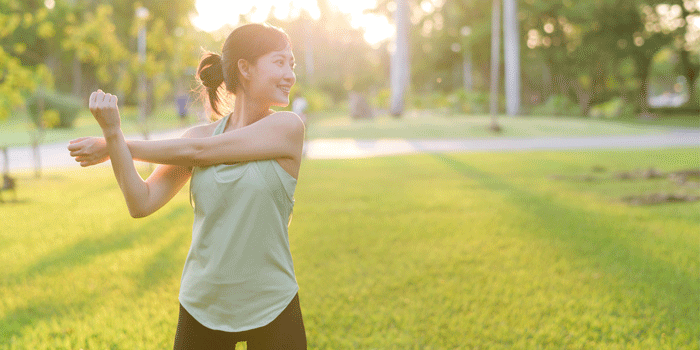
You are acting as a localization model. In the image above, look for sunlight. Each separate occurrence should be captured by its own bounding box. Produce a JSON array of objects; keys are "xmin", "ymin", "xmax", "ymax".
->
[{"xmin": 190, "ymin": 0, "xmax": 394, "ymax": 46}]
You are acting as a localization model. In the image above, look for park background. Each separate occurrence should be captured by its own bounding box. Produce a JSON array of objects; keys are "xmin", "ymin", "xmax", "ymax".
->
[{"xmin": 1, "ymin": 0, "xmax": 699, "ymax": 349}]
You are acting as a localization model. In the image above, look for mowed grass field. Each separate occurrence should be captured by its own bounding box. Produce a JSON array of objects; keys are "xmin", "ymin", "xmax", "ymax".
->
[{"xmin": 1, "ymin": 148, "xmax": 698, "ymax": 349}]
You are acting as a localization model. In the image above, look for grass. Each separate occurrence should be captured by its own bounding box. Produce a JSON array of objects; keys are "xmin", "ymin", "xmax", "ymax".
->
[
  {"xmin": 1, "ymin": 148, "xmax": 698, "ymax": 349},
  {"xmin": 305, "ymin": 110, "xmax": 697, "ymax": 140}
]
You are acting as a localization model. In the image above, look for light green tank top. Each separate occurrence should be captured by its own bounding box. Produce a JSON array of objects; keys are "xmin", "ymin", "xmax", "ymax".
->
[{"xmin": 179, "ymin": 114, "xmax": 299, "ymax": 332}]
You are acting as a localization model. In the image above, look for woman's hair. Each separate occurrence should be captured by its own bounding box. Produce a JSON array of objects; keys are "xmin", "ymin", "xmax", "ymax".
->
[{"xmin": 196, "ymin": 23, "xmax": 292, "ymax": 120}]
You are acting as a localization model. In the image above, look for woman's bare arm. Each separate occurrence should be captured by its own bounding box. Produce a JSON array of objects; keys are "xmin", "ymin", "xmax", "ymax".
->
[
  {"xmin": 128, "ymin": 111, "xmax": 304, "ymax": 166},
  {"xmin": 70, "ymin": 111, "xmax": 305, "ymax": 167},
  {"xmin": 85, "ymin": 91, "xmax": 194, "ymax": 218}
]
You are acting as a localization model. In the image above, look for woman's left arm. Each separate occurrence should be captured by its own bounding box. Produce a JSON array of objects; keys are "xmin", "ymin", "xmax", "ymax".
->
[
  {"xmin": 128, "ymin": 111, "xmax": 305, "ymax": 166},
  {"xmin": 70, "ymin": 111, "xmax": 305, "ymax": 167}
]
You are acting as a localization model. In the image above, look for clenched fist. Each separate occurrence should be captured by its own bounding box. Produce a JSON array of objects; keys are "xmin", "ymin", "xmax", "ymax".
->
[{"xmin": 89, "ymin": 89, "xmax": 121, "ymax": 132}]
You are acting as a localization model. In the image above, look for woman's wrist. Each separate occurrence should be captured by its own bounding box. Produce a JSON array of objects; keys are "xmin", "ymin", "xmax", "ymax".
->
[{"xmin": 102, "ymin": 126, "xmax": 123, "ymax": 140}]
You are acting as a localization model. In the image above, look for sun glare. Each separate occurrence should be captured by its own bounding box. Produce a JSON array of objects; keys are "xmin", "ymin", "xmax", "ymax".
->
[{"xmin": 190, "ymin": 0, "xmax": 394, "ymax": 46}]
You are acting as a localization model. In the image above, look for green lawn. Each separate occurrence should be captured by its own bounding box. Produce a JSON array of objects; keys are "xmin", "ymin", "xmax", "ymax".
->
[
  {"xmin": 305, "ymin": 111, "xmax": 696, "ymax": 140},
  {"xmin": 1, "ymin": 148, "xmax": 698, "ymax": 349}
]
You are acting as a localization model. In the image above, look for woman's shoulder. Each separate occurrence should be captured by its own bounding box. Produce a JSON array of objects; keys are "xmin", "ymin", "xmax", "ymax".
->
[
  {"xmin": 179, "ymin": 119, "xmax": 222, "ymax": 139},
  {"xmin": 266, "ymin": 111, "xmax": 305, "ymax": 131}
]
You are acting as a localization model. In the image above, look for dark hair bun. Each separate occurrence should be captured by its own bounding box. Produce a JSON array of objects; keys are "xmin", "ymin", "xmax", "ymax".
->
[{"xmin": 197, "ymin": 53, "xmax": 224, "ymax": 90}]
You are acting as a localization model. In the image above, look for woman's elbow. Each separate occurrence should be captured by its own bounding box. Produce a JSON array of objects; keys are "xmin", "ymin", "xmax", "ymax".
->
[
  {"xmin": 127, "ymin": 202, "xmax": 153, "ymax": 218},
  {"xmin": 129, "ymin": 207, "xmax": 150, "ymax": 219}
]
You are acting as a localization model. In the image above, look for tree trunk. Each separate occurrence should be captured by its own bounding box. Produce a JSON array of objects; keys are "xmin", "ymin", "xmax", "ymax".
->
[
  {"xmin": 390, "ymin": 0, "xmax": 410, "ymax": 118},
  {"xmin": 33, "ymin": 93, "xmax": 45, "ymax": 179},
  {"xmin": 679, "ymin": 49, "xmax": 699, "ymax": 107},
  {"xmin": 678, "ymin": 4, "xmax": 699, "ymax": 107},
  {"xmin": 488, "ymin": 0, "xmax": 502, "ymax": 132},
  {"xmin": 303, "ymin": 13, "xmax": 315, "ymax": 87},
  {"xmin": 489, "ymin": 0, "xmax": 501, "ymax": 117},
  {"xmin": 72, "ymin": 58, "xmax": 82, "ymax": 98},
  {"xmin": 636, "ymin": 57, "xmax": 652, "ymax": 116},
  {"xmin": 503, "ymin": 0, "xmax": 520, "ymax": 116},
  {"xmin": 463, "ymin": 47, "xmax": 473, "ymax": 92},
  {"xmin": 1, "ymin": 148, "xmax": 8, "ymax": 177}
]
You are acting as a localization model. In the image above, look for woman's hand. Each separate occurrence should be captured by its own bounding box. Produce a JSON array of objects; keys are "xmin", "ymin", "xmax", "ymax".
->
[
  {"xmin": 67, "ymin": 137, "xmax": 110, "ymax": 167},
  {"xmin": 89, "ymin": 89, "xmax": 121, "ymax": 133}
]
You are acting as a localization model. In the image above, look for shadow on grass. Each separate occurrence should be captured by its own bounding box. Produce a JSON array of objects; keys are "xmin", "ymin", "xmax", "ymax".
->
[
  {"xmin": 132, "ymin": 223, "xmax": 189, "ymax": 295},
  {"xmin": 430, "ymin": 153, "xmax": 699, "ymax": 328},
  {"xmin": 6, "ymin": 205, "xmax": 189, "ymax": 285},
  {"xmin": 0, "ymin": 204, "xmax": 191, "ymax": 343}
]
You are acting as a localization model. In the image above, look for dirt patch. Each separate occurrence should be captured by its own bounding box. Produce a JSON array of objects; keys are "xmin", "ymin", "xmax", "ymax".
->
[
  {"xmin": 550, "ymin": 166, "xmax": 700, "ymax": 205},
  {"xmin": 621, "ymin": 193, "xmax": 700, "ymax": 205}
]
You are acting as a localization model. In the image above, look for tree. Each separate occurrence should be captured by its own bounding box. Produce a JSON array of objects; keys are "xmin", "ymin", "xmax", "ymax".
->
[{"xmin": 391, "ymin": 0, "xmax": 410, "ymax": 117}]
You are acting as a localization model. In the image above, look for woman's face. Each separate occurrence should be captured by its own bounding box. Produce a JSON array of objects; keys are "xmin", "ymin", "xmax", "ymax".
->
[{"xmin": 248, "ymin": 45, "xmax": 296, "ymax": 107}]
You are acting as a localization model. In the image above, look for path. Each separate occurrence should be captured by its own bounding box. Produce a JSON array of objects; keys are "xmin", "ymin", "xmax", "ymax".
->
[{"xmin": 3, "ymin": 128, "xmax": 698, "ymax": 171}]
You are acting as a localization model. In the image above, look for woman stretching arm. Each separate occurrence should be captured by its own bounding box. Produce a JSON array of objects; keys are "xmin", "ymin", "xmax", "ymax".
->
[{"xmin": 68, "ymin": 110, "xmax": 303, "ymax": 168}]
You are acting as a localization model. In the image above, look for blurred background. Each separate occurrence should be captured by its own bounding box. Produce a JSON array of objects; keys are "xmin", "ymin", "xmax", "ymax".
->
[
  {"xmin": 0, "ymin": 0, "xmax": 698, "ymax": 144},
  {"xmin": 1, "ymin": 2, "xmax": 699, "ymax": 349}
]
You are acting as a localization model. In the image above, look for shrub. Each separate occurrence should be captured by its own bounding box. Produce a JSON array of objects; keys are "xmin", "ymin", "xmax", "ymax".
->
[
  {"xmin": 589, "ymin": 97, "xmax": 635, "ymax": 119},
  {"xmin": 448, "ymin": 89, "xmax": 490, "ymax": 114},
  {"xmin": 530, "ymin": 94, "xmax": 581, "ymax": 117},
  {"xmin": 407, "ymin": 91, "xmax": 452, "ymax": 110},
  {"xmin": 26, "ymin": 89, "xmax": 82, "ymax": 129},
  {"xmin": 289, "ymin": 84, "xmax": 335, "ymax": 113},
  {"xmin": 372, "ymin": 88, "xmax": 391, "ymax": 110}
]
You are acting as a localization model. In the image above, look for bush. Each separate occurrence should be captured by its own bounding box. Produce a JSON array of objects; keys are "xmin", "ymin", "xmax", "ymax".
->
[
  {"xmin": 372, "ymin": 88, "xmax": 391, "ymax": 110},
  {"xmin": 589, "ymin": 98, "xmax": 635, "ymax": 119},
  {"xmin": 289, "ymin": 84, "xmax": 335, "ymax": 113},
  {"xmin": 530, "ymin": 94, "xmax": 581, "ymax": 117},
  {"xmin": 448, "ymin": 89, "xmax": 490, "ymax": 114},
  {"xmin": 26, "ymin": 89, "xmax": 82, "ymax": 129},
  {"xmin": 408, "ymin": 91, "xmax": 452, "ymax": 110}
]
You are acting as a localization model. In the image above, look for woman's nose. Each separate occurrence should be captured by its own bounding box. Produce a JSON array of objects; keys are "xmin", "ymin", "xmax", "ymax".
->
[{"xmin": 284, "ymin": 69, "xmax": 296, "ymax": 83}]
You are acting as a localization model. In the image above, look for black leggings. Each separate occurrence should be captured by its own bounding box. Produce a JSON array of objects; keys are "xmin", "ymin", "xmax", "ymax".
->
[{"xmin": 173, "ymin": 293, "xmax": 307, "ymax": 350}]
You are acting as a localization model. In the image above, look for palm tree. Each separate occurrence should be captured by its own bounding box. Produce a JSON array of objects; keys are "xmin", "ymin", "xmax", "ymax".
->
[
  {"xmin": 503, "ymin": 0, "xmax": 521, "ymax": 116},
  {"xmin": 390, "ymin": 0, "xmax": 409, "ymax": 117},
  {"xmin": 489, "ymin": 0, "xmax": 502, "ymax": 132}
]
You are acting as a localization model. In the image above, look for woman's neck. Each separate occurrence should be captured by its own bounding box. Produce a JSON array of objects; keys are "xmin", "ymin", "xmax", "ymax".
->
[{"xmin": 228, "ymin": 93, "xmax": 272, "ymax": 131}]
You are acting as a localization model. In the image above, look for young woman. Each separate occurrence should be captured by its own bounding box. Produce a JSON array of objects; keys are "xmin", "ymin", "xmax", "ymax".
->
[{"xmin": 68, "ymin": 23, "xmax": 307, "ymax": 349}]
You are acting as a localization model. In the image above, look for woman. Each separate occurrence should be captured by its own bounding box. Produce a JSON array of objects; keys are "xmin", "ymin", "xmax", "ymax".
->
[{"xmin": 68, "ymin": 23, "xmax": 307, "ymax": 349}]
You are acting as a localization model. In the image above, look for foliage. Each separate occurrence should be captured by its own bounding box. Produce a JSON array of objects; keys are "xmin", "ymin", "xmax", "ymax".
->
[
  {"xmin": 589, "ymin": 97, "xmax": 636, "ymax": 119},
  {"xmin": 529, "ymin": 94, "xmax": 582, "ymax": 117},
  {"xmin": 371, "ymin": 88, "xmax": 391, "ymax": 110},
  {"xmin": 25, "ymin": 89, "xmax": 82, "ymax": 128},
  {"xmin": 288, "ymin": 83, "xmax": 335, "ymax": 113},
  {"xmin": 0, "ymin": 1, "xmax": 57, "ymax": 121},
  {"xmin": 408, "ymin": 90, "xmax": 452, "ymax": 110},
  {"xmin": 448, "ymin": 88, "xmax": 491, "ymax": 114}
]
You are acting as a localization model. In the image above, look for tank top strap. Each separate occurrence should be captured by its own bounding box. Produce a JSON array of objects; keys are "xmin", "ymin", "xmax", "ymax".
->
[{"xmin": 213, "ymin": 114, "xmax": 231, "ymax": 136}]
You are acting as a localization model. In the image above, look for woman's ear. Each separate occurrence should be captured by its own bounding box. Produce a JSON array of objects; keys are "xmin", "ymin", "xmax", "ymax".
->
[{"xmin": 237, "ymin": 58, "xmax": 251, "ymax": 81}]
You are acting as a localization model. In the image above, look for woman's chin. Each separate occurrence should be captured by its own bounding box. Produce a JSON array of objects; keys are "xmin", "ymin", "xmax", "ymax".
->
[{"xmin": 272, "ymin": 100, "xmax": 290, "ymax": 108}]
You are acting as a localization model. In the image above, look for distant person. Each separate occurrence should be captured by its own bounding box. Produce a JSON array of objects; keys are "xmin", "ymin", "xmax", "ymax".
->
[
  {"xmin": 292, "ymin": 95, "xmax": 308, "ymax": 125},
  {"xmin": 176, "ymin": 92, "xmax": 189, "ymax": 126},
  {"xmin": 292, "ymin": 95, "xmax": 308, "ymax": 156},
  {"xmin": 68, "ymin": 23, "xmax": 306, "ymax": 349}
]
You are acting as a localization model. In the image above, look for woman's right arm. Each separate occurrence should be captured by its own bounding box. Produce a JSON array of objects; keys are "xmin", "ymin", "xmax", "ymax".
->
[{"xmin": 73, "ymin": 91, "xmax": 195, "ymax": 218}]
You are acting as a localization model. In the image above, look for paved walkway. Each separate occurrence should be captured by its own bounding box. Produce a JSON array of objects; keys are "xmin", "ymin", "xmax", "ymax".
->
[{"xmin": 3, "ymin": 128, "xmax": 699, "ymax": 171}]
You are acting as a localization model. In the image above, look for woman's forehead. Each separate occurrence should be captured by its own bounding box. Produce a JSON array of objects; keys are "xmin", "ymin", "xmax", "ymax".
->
[{"xmin": 266, "ymin": 46, "xmax": 294, "ymax": 59}]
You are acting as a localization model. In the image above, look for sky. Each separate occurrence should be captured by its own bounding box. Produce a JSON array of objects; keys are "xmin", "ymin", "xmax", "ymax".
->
[{"xmin": 189, "ymin": 0, "xmax": 396, "ymax": 46}]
